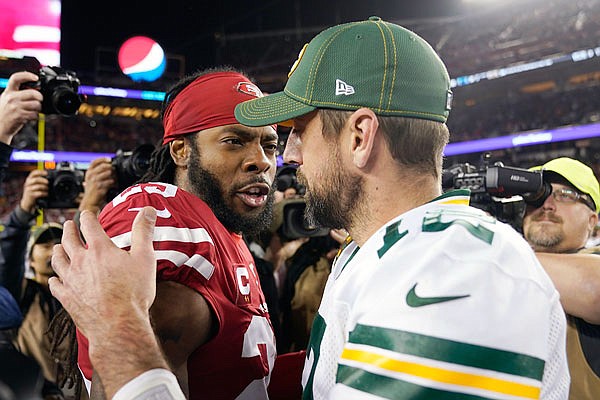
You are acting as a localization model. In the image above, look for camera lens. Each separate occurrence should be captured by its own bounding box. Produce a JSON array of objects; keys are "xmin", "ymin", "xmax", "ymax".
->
[
  {"xmin": 128, "ymin": 145, "xmax": 154, "ymax": 176},
  {"xmin": 54, "ymin": 174, "xmax": 80, "ymax": 201},
  {"xmin": 52, "ymin": 87, "xmax": 81, "ymax": 116}
]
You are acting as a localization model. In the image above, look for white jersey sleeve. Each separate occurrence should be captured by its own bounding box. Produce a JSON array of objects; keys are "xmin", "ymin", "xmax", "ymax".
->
[
  {"xmin": 112, "ymin": 369, "xmax": 185, "ymax": 400},
  {"xmin": 302, "ymin": 191, "xmax": 569, "ymax": 400}
]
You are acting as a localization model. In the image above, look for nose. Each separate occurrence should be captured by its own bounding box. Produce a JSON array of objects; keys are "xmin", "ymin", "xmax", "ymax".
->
[
  {"xmin": 283, "ymin": 129, "xmax": 303, "ymax": 165},
  {"xmin": 541, "ymin": 192, "xmax": 557, "ymax": 211},
  {"xmin": 243, "ymin": 143, "xmax": 273, "ymax": 174}
]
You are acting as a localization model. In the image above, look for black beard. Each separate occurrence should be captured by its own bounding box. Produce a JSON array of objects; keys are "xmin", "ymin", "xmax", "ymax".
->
[{"xmin": 187, "ymin": 150, "xmax": 275, "ymax": 236}]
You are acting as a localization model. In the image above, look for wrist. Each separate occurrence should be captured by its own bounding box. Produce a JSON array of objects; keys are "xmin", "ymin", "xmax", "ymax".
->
[
  {"xmin": 19, "ymin": 202, "xmax": 38, "ymax": 215},
  {"xmin": 89, "ymin": 309, "xmax": 168, "ymax": 398},
  {"xmin": 78, "ymin": 204, "xmax": 100, "ymax": 214},
  {"xmin": 15, "ymin": 205, "xmax": 39, "ymax": 224},
  {"xmin": 0, "ymin": 129, "xmax": 13, "ymax": 146}
]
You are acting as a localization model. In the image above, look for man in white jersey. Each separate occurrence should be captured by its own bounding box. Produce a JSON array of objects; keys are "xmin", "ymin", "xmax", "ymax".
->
[
  {"xmin": 235, "ymin": 16, "xmax": 570, "ymax": 399},
  {"xmin": 49, "ymin": 17, "xmax": 569, "ymax": 400}
]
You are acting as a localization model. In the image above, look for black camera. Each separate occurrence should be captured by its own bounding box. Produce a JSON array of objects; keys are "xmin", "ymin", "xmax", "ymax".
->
[
  {"xmin": 109, "ymin": 144, "xmax": 155, "ymax": 196},
  {"xmin": 442, "ymin": 159, "xmax": 552, "ymax": 228},
  {"xmin": 278, "ymin": 199, "xmax": 330, "ymax": 240},
  {"xmin": 276, "ymin": 164, "xmax": 305, "ymax": 195},
  {"xmin": 37, "ymin": 162, "xmax": 84, "ymax": 209},
  {"xmin": 20, "ymin": 66, "xmax": 84, "ymax": 116}
]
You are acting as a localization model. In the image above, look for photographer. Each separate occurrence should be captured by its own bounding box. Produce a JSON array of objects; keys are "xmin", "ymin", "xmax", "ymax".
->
[
  {"xmin": 522, "ymin": 157, "xmax": 600, "ymax": 399},
  {"xmin": 0, "ymin": 169, "xmax": 47, "ymax": 300},
  {"xmin": 0, "ymin": 168, "xmax": 67, "ymax": 400},
  {"xmin": 0, "ymin": 160, "xmax": 112, "ymax": 400}
]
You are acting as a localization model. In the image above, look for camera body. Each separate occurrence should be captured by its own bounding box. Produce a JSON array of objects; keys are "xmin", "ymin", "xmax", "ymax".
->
[
  {"xmin": 37, "ymin": 162, "xmax": 84, "ymax": 209},
  {"xmin": 442, "ymin": 161, "xmax": 552, "ymax": 228},
  {"xmin": 277, "ymin": 198, "xmax": 330, "ymax": 240},
  {"xmin": 276, "ymin": 164, "xmax": 305, "ymax": 195},
  {"xmin": 21, "ymin": 66, "xmax": 83, "ymax": 116},
  {"xmin": 109, "ymin": 144, "xmax": 155, "ymax": 198}
]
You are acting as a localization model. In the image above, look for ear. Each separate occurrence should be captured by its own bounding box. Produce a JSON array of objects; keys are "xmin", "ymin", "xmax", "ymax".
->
[
  {"xmin": 348, "ymin": 108, "xmax": 379, "ymax": 169},
  {"xmin": 169, "ymin": 139, "xmax": 189, "ymax": 168},
  {"xmin": 588, "ymin": 212, "xmax": 599, "ymax": 236}
]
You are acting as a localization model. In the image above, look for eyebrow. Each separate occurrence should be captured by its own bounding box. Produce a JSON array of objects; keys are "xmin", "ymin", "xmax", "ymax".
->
[{"xmin": 227, "ymin": 126, "xmax": 278, "ymax": 142}]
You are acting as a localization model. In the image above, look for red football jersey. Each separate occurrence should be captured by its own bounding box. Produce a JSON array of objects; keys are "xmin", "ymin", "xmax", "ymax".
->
[{"xmin": 77, "ymin": 182, "xmax": 276, "ymax": 399}]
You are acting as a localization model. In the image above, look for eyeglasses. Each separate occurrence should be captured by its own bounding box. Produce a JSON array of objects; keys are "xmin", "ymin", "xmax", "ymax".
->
[{"xmin": 550, "ymin": 188, "xmax": 595, "ymax": 211}]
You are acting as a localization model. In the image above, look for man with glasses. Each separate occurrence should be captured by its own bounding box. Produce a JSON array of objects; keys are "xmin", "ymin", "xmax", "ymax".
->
[{"xmin": 523, "ymin": 157, "xmax": 600, "ymax": 399}]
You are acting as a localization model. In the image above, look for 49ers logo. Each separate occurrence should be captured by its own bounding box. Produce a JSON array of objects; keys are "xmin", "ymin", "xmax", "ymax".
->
[{"xmin": 237, "ymin": 82, "xmax": 264, "ymax": 98}]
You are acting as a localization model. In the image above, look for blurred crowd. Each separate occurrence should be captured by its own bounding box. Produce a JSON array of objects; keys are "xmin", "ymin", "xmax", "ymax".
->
[
  {"xmin": 215, "ymin": 0, "xmax": 600, "ymax": 89},
  {"xmin": 448, "ymin": 84, "xmax": 600, "ymax": 142}
]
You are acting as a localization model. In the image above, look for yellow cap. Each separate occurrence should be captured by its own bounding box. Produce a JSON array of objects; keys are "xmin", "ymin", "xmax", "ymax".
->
[{"xmin": 530, "ymin": 157, "xmax": 600, "ymax": 213}]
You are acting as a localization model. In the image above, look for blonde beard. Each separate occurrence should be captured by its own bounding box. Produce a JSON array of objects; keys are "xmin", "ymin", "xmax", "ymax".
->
[{"xmin": 524, "ymin": 222, "xmax": 565, "ymax": 252}]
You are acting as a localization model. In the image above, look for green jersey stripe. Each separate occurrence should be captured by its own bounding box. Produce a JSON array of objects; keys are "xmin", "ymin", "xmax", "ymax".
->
[
  {"xmin": 340, "ymin": 347, "xmax": 540, "ymax": 398},
  {"xmin": 337, "ymin": 365, "xmax": 507, "ymax": 400},
  {"xmin": 348, "ymin": 324, "xmax": 545, "ymax": 381},
  {"xmin": 430, "ymin": 189, "xmax": 471, "ymax": 203}
]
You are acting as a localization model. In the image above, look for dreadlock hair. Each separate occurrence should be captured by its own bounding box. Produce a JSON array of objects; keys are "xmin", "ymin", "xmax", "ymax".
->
[
  {"xmin": 138, "ymin": 138, "xmax": 177, "ymax": 184},
  {"xmin": 139, "ymin": 66, "xmax": 253, "ymax": 185},
  {"xmin": 48, "ymin": 308, "xmax": 83, "ymax": 399}
]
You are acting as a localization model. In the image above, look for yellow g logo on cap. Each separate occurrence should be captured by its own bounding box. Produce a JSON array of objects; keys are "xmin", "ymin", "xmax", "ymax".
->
[{"xmin": 288, "ymin": 43, "xmax": 308, "ymax": 78}]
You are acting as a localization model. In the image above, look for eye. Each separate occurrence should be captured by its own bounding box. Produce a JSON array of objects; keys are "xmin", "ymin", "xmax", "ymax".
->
[
  {"xmin": 263, "ymin": 143, "xmax": 278, "ymax": 153},
  {"xmin": 555, "ymin": 190, "xmax": 577, "ymax": 202},
  {"xmin": 224, "ymin": 138, "xmax": 243, "ymax": 146}
]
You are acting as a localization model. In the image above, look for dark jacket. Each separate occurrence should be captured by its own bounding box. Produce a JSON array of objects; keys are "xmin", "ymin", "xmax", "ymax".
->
[{"xmin": 0, "ymin": 205, "xmax": 37, "ymax": 301}]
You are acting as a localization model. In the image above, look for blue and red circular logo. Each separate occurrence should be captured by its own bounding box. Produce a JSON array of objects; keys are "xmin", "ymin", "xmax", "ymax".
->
[{"xmin": 118, "ymin": 36, "xmax": 166, "ymax": 82}]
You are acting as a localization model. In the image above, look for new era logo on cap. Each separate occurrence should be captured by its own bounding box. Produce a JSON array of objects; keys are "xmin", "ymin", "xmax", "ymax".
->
[{"xmin": 335, "ymin": 79, "xmax": 355, "ymax": 96}]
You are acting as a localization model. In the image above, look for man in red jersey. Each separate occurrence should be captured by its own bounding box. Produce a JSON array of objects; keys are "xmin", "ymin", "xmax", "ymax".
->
[{"xmin": 77, "ymin": 67, "xmax": 280, "ymax": 399}]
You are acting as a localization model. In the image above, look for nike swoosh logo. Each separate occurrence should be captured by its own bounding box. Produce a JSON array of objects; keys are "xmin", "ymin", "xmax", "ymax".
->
[
  {"xmin": 406, "ymin": 283, "xmax": 470, "ymax": 307},
  {"xmin": 128, "ymin": 207, "xmax": 172, "ymax": 219}
]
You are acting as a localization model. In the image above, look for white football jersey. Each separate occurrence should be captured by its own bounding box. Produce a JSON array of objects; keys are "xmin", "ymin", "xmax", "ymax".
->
[{"xmin": 302, "ymin": 190, "xmax": 569, "ymax": 400}]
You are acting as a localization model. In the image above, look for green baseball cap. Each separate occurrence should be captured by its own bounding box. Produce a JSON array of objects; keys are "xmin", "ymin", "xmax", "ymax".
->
[
  {"xmin": 530, "ymin": 157, "xmax": 600, "ymax": 213},
  {"xmin": 27, "ymin": 222, "xmax": 63, "ymax": 257},
  {"xmin": 235, "ymin": 16, "xmax": 452, "ymax": 127}
]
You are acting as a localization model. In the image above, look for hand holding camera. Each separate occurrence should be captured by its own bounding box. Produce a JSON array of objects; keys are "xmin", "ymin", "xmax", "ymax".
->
[
  {"xmin": 79, "ymin": 157, "xmax": 116, "ymax": 214},
  {"xmin": 32, "ymin": 145, "xmax": 155, "ymax": 210},
  {"xmin": 19, "ymin": 66, "xmax": 84, "ymax": 116},
  {"xmin": 0, "ymin": 71, "xmax": 43, "ymax": 145},
  {"xmin": 19, "ymin": 169, "xmax": 49, "ymax": 215}
]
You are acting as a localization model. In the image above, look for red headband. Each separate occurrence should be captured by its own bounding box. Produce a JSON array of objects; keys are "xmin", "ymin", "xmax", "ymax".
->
[{"xmin": 162, "ymin": 71, "xmax": 274, "ymax": 145}]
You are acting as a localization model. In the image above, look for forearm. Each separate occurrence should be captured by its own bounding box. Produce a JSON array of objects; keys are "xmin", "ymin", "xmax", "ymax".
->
[
  {"xmin": 536, "ymin": 252, "xmax": 600, "ymax": 323},
  {"xmin": 89, "ymin": 309, "xmax": 171, "ymax": 399},
  {"xmin": 0, "ymin": 207, "xmax": 35, "ymax": 299},
  {"xmin": 0, "ymin": 142, "xmax": 12, "ymax": 189},
  {"xmin": 78, "ymin": 199, "xmax": 102, "ymax": 215}
]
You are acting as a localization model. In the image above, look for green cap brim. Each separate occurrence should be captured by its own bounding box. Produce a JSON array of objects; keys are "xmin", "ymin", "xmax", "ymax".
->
[{"xmin": 235, "ymin": 91, "xmax": 316, "ymax": 127}]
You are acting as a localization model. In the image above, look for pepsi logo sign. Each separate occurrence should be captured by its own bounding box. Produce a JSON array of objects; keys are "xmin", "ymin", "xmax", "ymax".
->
[{"xmin": 118, "ymin": 36, "xmax": 166, "ymax": 82}]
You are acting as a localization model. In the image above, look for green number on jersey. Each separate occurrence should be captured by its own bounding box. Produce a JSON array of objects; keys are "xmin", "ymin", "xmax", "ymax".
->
[
  {"xmin": 377, "ymin": 220, "xmax": 408, "ymax": 258},
  {"xmin": 422, "ymin": 209, "xmax": 495, "ymax": 244},
  {"xmin": 303, "ymin": 313, "xmax": 327, "ymax": 400}
]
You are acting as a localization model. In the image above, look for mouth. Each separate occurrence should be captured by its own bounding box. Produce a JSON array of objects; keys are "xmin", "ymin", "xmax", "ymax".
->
[
  {"xmin": 532, "ymin": 213, "xmax": 561, "ymax": 224},
  {"xmin": 236, "ymin": 183, "xmax": 270, "ymax": 208}
]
